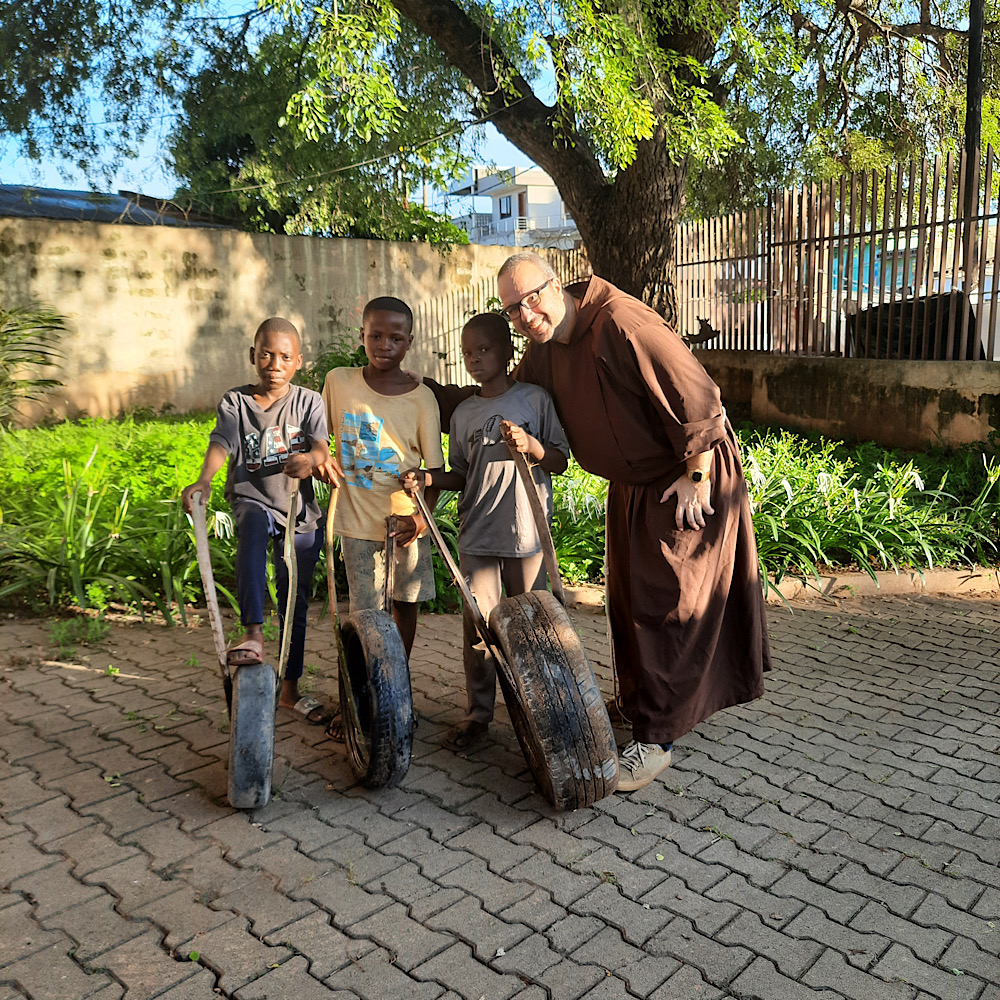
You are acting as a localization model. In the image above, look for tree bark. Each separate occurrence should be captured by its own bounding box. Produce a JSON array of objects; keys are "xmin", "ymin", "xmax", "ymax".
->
[
  {"xmin": 569, "ymin": 130, "xmax": 688, "ymax": 324},
  {"xmin": 391, "ymin": 0, "xmax": 698, "ymax": 322}
]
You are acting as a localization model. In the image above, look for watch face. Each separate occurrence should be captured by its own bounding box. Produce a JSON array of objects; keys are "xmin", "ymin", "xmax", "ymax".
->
[{"xmin": 690, "ymin": 470, "xmax": 705, "ymax": 482}]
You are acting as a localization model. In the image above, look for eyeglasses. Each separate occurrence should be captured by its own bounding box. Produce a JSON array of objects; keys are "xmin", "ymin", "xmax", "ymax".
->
[{"xmin": 499, "ymin": 279, "xmax": 553, "ymax": 321}]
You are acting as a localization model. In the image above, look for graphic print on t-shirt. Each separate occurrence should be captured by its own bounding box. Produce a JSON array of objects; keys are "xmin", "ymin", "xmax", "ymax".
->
[
  {"xmin": 469, "ymin": 414, "xmax": 532, "ymax": 451},
  {"xmin": 341, "ymin": 412, "xmax": 399, "ymax": 490},
  {"xmin": 245, "ymin": 423, "xmax": 306, "ymax": 473}
]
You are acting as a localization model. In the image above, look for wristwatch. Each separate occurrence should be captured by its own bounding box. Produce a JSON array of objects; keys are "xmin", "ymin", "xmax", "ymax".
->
[{"xmin": 688, "ymin": 469, "xmax": 709, "ymax": 483}]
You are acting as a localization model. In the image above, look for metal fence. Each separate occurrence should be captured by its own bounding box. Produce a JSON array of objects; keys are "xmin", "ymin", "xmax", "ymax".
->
[{"xmin": 678, "ymin": 149, "xmax": 1000, "ymax": 361}]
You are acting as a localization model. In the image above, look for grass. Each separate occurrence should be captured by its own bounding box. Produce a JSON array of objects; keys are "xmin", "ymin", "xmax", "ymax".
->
[{"xmin": 0, "ymin": 411, "xmax": 997, "ymax": 620}]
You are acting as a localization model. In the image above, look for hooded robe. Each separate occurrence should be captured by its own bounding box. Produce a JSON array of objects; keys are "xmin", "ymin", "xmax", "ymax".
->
[{"xmin": 512, "ymin": 276, "xmax": 771, "ymax": 744}]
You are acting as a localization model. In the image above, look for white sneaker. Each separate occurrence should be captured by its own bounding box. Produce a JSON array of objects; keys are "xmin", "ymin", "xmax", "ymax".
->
[{"xmin": 617, "ymin": 740, "xmax": 672, "ymax": 791}]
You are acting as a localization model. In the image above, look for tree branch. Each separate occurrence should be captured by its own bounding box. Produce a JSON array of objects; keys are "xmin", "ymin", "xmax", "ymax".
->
[
  {"xmin": 834, "ymin": 0, "xmax": 969, "ymax": 41},
  {"xmin": 390, "ymin": 0, "xmax": 606, "ymax": 197}
]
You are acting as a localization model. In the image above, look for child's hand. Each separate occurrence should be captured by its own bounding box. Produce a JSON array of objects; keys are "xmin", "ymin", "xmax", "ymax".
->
[
  {"xmin": 399, "ymin": 468, "xmax": 428, "ymax": 495},
  {"xmin": 391, "ymin": 512, "xmax": 425, "ymax": 547},
  {"xmin": 181, "ymin": 481, "xmax": 211, "ymax": 514},
  {"xmin": 313, "ymin": 456, "xmax": 346, "ymax": 488},
  {"xmin": 283, "ymin": 453, "xmax": 315, "ymax": 479},
  {"xmin": 500, "ymin": 420, "xmax": 531, "ymax": 454}
]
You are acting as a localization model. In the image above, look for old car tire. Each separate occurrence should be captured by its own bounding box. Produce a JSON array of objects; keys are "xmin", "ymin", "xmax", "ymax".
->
[
  {"xmin": 338, "ymin": 609, "xmax": 414, "ymax": 788},
  {"xmin": 489, "ymin": 590, "xmax": 619, "ymax": 810},
  {"xmin": 228, "ymin": 660, "xmax": 277, "ymax": 809}
]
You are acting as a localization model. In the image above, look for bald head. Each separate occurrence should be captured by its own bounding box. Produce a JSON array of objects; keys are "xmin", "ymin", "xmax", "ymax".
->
[{"xmin": 497, "ymin": 251, "xmax": 557, "ymax": 284}]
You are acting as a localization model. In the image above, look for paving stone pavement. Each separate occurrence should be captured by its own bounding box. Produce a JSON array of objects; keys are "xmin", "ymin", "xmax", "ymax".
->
[{"xmin": 1, "ymin": 593, "xmax": 999, "ymax": 1000}]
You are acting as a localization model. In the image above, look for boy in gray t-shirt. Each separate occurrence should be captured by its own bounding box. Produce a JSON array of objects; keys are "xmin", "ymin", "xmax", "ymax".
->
[
  {"xmin": 182, "ymin": 318, "xmax": 331, "ymax": 725},
  {"xmin": 402, "ymin": 313, "xmax": 570, "ymax": 752}
]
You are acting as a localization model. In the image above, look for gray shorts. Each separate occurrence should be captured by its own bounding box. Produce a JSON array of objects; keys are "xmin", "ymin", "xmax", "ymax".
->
[{"xmin": 341, "ymin": 535, "xmax": 436, "ymax": 613}]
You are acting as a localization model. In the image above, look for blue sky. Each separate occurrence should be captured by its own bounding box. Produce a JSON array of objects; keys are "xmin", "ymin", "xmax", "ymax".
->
[
  {"xmin": 0, "ymin": 121, "xmax": 533, "ymax": 216},
  {"xmin": 0, "ymin": 0, "xmax": 544, "ymax": 215}
]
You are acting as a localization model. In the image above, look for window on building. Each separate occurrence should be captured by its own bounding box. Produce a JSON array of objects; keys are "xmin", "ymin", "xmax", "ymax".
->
[{"xmin": 499, "ymin": 196, "xmax": 512, "ymax": 218}]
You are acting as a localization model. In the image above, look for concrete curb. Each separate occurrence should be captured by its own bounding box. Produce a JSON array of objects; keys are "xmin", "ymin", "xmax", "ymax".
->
[{"xmin": 564, "ymin": 565, "xmax": 1000, "ymax": 609}]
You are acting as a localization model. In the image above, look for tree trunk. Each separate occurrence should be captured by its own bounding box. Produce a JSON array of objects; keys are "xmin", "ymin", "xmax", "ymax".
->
[
  {"xmin": 557, "ymin": 128, "xmax": 687, "ymax": 324},
  {"xmin": 390, "ymin": 0, "xmax": 695, "ymax": 322}
]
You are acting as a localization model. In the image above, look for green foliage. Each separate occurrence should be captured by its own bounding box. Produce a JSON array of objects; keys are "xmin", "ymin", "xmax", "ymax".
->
[
  {"xmin": 1, "ymin": 415, "xmax": 997, "ymax": 618},
  {"xmin": 0, "ymin": 0, "xmax": 192, "ymax": 169},
  {"xmin": 279, "ymin": 0, "xmax": 741, "ymax": 178},
  {"xmin": 167, "ymin": 9, "xmax": 471, "ymax": 242},
  {"xmin": 0, "ymin": 455, "xmax": 180, "ymax": 620},
  {"xmin": 550, "ymin": 463, "xmax": 607, "ymax": 584},
  {"xmin": 49, "ymin": 614, "xmax": 110, "ymax": 658},
  {"xmin": 686, "ymin": 0, "xmax": 998, "ymax": 217},
  {"xmin": 295, "ymin": 335, "xmax": 367, "ymax": 393},
  {"xmin": 0, "ymin": 306, "xmax": 65, "ymax": 426},
  {"xmin": 740, "ymin": 427, "xmax": 1000, "ymax": 586},
  {"xmin": 424, "ymin": 490, "xmax": 462, "ymax": 613},
  {"xmin": 0, "ymin": 413, "xmax": 215, "ymax": 515}
]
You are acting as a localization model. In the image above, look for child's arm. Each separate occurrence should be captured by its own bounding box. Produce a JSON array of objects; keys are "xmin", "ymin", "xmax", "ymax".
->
[
  {"xmin": 500, "ymin": 421, "xmax": 568, "ymax": 475},
  {"xmin": 181, "ymin": 442, "xmax": 229, "ymax": 513},
  {"xmin": 400, "ymin": 467, "xmax": 466, "ymax": 494},
  {"xmin": 284, "ymin": 439, "xmax": 331, "ymax": 480}
]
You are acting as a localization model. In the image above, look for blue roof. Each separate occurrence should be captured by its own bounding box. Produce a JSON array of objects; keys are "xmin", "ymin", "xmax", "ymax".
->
[{"xmin": 0, "ymin": 185, "xmax": 230, "ymax": 228}]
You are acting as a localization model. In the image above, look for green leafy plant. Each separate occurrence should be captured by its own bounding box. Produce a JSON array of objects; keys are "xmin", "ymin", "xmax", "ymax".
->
[
  {"xmin": 424, "ymin": 491, "xmax": 462, "ymax": 613},
  {"xmin": 0, "ymin": 305, "xmax": 65, "ymax": 426},
  {"xmin": 0, "ymin": 451, "xmax": 179, "ymax": 620},
  {"xmin": 296, "ymin": 333, "xmax": 367, "ymax": 394},
  {"xmin": 48, "ymin": 615, "xmax": 111, "ymax": 657}
]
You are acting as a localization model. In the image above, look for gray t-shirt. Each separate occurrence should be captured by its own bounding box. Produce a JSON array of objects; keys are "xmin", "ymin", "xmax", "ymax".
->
[
  {"xmin": 449, "ymin": 381, "xmax": 570, "ymax": 557},
  {"xmin": 209, "ymin": 384, "xmax": 327, "ymax": 532}
]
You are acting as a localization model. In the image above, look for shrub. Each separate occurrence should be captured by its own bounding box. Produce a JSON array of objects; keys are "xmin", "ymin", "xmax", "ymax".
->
[{"xmin": 1, "ymin": 413, "xmax": 997, "ymax": 619}]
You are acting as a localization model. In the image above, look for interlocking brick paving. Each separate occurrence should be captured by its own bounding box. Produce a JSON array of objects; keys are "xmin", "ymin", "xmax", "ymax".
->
[{"xmin": 1, "ymin": 593, "xmax": 998, "ymax": 999}]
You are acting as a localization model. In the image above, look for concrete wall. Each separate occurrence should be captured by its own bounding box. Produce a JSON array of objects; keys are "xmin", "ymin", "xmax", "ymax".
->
[
  {"xmin": 697, "ymin": 350, "xmax": 1000, "ymax": 449},
  {"xmin": 4, "ymin": 217, "xmax": 997, "ymax": 449},
  {"xmin": 0, "ymin": 218, "xmax": 517, "ymax": 422}
]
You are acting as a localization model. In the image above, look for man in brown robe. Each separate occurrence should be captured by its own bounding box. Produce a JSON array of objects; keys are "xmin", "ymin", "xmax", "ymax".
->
[{"xmin": 494, "ymin": 251, "xmax": 771, "ymax": 791}]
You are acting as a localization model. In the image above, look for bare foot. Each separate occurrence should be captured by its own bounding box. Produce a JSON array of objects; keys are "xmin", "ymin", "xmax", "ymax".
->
[{"xmin": 279, "ymin": 678, "xmax": 299, "ymax": 710}]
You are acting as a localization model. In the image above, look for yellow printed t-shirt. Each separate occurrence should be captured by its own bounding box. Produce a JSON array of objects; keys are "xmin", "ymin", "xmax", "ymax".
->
[{"xmin": 322, "ymin": 367, "xmax": 444, "ymax": 540}]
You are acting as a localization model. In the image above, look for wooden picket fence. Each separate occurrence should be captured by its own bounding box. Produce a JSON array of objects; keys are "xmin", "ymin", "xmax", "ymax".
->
[{"xmin": 677, "ymin": 149, "xmax": 1000, "ymax": 361}]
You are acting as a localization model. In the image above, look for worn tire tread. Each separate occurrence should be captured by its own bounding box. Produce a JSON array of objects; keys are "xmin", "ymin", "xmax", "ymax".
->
[
  {"xmin": 489, "ymin": 591, "xmax": 618, "ymax": 809},
  {"xmin": 339, "ymin": 610, "xmax": 413, "ymax": 788},
  {"xmin": 228, "ymin": 661, "xmax": 276, "ymax": 809}
]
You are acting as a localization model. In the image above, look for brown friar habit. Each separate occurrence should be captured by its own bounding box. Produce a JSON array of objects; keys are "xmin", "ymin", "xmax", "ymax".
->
[{"xmin": 514, "ymin": 276, "xmax": 771, "ymax": 744}]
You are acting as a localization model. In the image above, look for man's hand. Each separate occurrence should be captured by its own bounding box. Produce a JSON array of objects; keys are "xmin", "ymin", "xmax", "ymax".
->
[
  {"xmin": 660, "ymin": 475, "xmax": 715, "ymax": 530},
  {"xmin": 181, "ymin": 480, "xmax": 212, "ymax": 515},
  {"xmin": 283, "ymin": 453, "xmax": 316, "ymax": 479},
  {"xmin": 500, "ymin": 420, "xmax": 531, "ymax": 454},
  {"xmin": 313, "ymin": 456, "xmax": 346, "ymax": 488},
  {"xmin": 400, "ymin": 468, "xmax": 428, "ymax": 496},
  {"xmin": 391, "ymin": 512, "xmax": 425, "ymax": 547}
]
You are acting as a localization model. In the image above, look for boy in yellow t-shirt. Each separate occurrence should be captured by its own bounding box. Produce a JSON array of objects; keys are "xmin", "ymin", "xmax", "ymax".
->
[{"xmin": 316, "ymin": 296, "xmax": 444, "ymax": 660}]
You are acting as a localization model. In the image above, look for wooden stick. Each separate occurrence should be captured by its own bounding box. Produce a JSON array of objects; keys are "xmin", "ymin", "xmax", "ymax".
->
[
  {"xmin": 189, "ymin": 491, "xmax": 229, "ymax": 685},
  {"xmin": 507, "ymin": 446, "xmax": 566, "ymax": 606}
]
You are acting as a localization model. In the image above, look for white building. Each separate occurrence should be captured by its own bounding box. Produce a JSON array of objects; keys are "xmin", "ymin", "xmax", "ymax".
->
[{"xmin": 448, "ymin": 166, "xmax": 580, "ymax": 248}]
